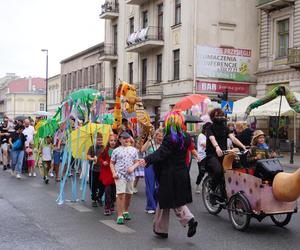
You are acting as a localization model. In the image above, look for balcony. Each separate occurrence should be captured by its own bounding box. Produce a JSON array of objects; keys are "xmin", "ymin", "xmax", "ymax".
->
[
  {"xmin": 257, "ymin": 0, "xmax": 294, "ymax": 11},
  {"xmin": 98, "ymin": 43, "xmax": 118, "ymax": 62},
  {"xmin": 134, "ymin": 81, "xmax": 163, "ymax": 101},
  {"xmin": 126, "ymin": 0, "xmax": 149, "ymax": 6},
  {"xmin": 99, "ymin": 1, "xmax": 119, "ymax": 19},
  {"xmin": 126, "ymin": 26, "xmax": 164, "ymax": 53},
  {"xmin": 288, "ymin": 47, "xmax": 300, "ymax": 69}
]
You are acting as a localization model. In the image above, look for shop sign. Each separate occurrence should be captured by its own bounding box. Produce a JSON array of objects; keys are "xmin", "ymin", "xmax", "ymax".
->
[
  {"xmin": 196, "ymin": 46, "xmax": 252, "ymax": 81},
  {"xmin": 196, "ymin": 80, "xmax": 249, "ymax": 95}
]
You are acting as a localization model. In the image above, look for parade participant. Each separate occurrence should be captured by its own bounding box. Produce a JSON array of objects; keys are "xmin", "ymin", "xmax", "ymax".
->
[
  {"xmin": 99, "ymin": 133, "xmax": 118, "ymax": 216},
  {"xmin": 87, "ymin": 132, "xmax": 105, "ymax": 207},
  {"xmin": 53, "ymin": 123, "xmax": 66, "ymax": 182},
  {"xmin": 40, "ymin": 136, "xmax": 53, "ymax": 184},
  {"xmin": 132, "ymin": 138, "xmax": 145, "ymax": 194},
  {"xmin": 186, "ymin": 136, "xmax": 199, "ymax": 171},
  {"xmin": 9, "ymin": 124, "xmax": 26, "ymax": 179},
  {"xmin": 139, "ymin": 111, "xmax": 198, "ymax": 239},
  {"xmin": 248, "ymin": 130, "xmax": 276, "ymax": 164},
  {"xmin": 206, "ymin": 108, "xmax": 246, "ymax": 200},
  {"xmin": 0, "ymin": 116, "xmax": 11, "ymax": 170},
  {"xmin": 235, "ymin": 121, "xmax": 253, "ymax": 148},
  {"xmin": 25, "ymin": 143, "xmax": 36, "ymax": 177},
  {"xmin": 110, "ymin": 131, "xmax": 141, "ymax": 225},
  {"xmin": 195, "ymin": 123, "xmax": 210, "ymax": 194},
  {"xmin": 140, "ymin": 128, "xmax": 163, "ymax": 214},
  {"xmin": 23, "ymin": 118, "xmax": 35, "ymax": 147}
]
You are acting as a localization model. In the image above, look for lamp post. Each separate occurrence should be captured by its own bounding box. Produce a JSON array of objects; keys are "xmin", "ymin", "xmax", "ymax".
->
[{"xmin": 41, "ymin": 49, "xmax": 48, "ymax": 111}]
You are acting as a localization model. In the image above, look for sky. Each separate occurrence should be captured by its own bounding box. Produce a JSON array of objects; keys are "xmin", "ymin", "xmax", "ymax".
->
[{"xmin": 0, "ymin": 0, "xmax": 105, "ymax": 78}]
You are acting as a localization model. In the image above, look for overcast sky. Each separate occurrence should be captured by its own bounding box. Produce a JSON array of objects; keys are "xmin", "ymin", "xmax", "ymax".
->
[{"xmin": 0, "ymin": 0, "xmax": 105, "ymax": 78}]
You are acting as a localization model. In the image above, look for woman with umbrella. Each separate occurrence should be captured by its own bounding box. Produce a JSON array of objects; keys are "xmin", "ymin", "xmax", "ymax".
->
[{"xmin": 138, "ymin": 110, "xmax": 198, "ymax": 238}]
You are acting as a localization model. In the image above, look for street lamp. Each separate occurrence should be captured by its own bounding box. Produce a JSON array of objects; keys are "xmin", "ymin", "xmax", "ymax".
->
[{"xmin": 41, "ymin": 49, "xmax": 48, "ymax": 111}]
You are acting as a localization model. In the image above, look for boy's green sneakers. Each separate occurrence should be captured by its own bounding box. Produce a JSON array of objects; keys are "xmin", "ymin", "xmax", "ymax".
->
[
  {"xmin": 123, "ymin": 212, "xmax": 131, "ymax": 220},
  {"xmin": 116, "ymin": 216, "xmax": 124, "ymax": 224}
]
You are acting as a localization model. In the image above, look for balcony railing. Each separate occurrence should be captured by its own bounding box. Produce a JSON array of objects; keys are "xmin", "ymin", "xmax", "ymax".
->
[
  {"xmin": 126, "ymin": 0, "xmax": 149, "ymax": 6},
  {"xmin": 288, "ymin": 47, "xmax": 300, "ymax": 67},
  {"xmin": 100, "ymin": 1, "xmax": 119, "ymax": 19},
  {"xmin": 257, "ymin": 0, "xmax": 294, "ymax": 11},
  {"xmin": 98, "ymin": 43, "xmax": 118, "ymax": 61},
  {"xmin": 134, "ymin": 81, "xmax": 163, "ymax": 100},
  {"xmin": 126, "ymin": 26, "xmax": 164, "ymax": 53}
]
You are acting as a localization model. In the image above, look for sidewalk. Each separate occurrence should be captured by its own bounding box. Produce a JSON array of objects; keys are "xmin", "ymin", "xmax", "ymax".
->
[{"xmin": 278, "ymin": 152, "xmax": 300, "ymax": 169}]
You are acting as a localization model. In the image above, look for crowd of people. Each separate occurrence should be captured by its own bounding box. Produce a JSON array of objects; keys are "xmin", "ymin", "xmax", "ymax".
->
[{"xmin": 0, "ymin": 107, "xmax": 277, "ymax": 239}]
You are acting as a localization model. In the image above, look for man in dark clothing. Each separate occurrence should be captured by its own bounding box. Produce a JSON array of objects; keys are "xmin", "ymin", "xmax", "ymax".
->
[
  {"xmin": 206, "ymin": 109, "xmax": 246, "ymax": 196},
  {"xmin": 87, "ymin": 132, "xmax": 105, "ymax": 207}
]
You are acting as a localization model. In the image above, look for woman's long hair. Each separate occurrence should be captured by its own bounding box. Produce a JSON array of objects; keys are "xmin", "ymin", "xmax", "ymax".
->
[{"xmin": 163, "ymin": 110, "xmax": 186, "ymax": 149}]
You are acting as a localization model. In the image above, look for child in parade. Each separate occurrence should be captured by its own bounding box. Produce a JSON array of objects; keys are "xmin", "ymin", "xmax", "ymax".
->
[
  {"xmin": 133, "ymin": 138, "xmax": 145, "ymax": 194},
  {"xmin": 110, "ymin": 131, "xmax": 142, "ymax": 224},
  {"xmin": 248, "ymin": 130, "xmax": 276, "ymax": 165},
  {"xmin": 26, "ymin": 143, "xmax": 36, "ymax": 177},
  {"xmin": 99, "ymin": 133, "xmax": 118, "ymax": 215},
  {"xmin": 140, "ymin": 129, "xmax": 163, "ymax": 214},
  {"xmin": 87, "ymin": 132, "xmax": 105, "ymax": 207},
  {"xmin": 40, "ymin": 136, "xmax": 53, "ymax": 184}
]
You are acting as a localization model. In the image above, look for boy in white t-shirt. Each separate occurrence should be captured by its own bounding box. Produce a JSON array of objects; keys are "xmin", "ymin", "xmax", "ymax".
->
[
  {"xmin": 40, "ymin": 136, "xmax": 53, "ymax": 184},
  {"xmin": 110, "ymin": 131, "xmax": 142, "ymax": 225}
]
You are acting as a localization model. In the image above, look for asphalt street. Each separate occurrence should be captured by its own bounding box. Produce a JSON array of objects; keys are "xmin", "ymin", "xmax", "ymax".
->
[{"xmin": 0, "ymin": 161, "xmax": 299, "ymax": 250}]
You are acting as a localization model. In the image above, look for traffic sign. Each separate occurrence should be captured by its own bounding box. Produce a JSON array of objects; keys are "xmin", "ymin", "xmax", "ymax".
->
[{"xmin": 221, "ymin": 100, "xmax": 234, "ymax": 114}]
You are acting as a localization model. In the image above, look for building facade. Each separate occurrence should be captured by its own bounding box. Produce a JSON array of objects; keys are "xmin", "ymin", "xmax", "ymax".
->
[
  {"xmin": 5, "ymin": 77, "xmax": 46, "ymax": 119},
  {"xmin": 257, "ymin": 0, "xmax": 299, "ymax": 97},
  {"xmin": 48, "ymin": 74, "xmax": 61, "ymax": 114},
  {"xmin": 257, "ymin": 0, "xmax": 300, "ymax": 148},
  {"xmin": 60, "ymin": 43, "xmax": 108, "ymax": 100},
  {"xmin": 100, "ymin": 0, "xmax": 259, "ymax": 117},
  {"xmin": 0, "ymin": 73, "xmax": 19, "ymax": 117}
]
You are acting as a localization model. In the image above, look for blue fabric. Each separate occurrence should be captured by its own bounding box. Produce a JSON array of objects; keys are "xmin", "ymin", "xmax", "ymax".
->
[
  {"xmin": 11, "ymin": 150, "xmax": 24, "ymax": 174},
  {"xmin": 53, "ymin": 150, "xmax": 61, "ymax": 165},
  {"xmin": 144, "ymin": 165, "xmax": 158, "ymax": 211},
  {"xmin": 12, "ymin": 139, "xmax": 22, "ymax": 151},
  {"xmin": 258, "ymin": 143, "xmax": 269, "ymax": 150}
]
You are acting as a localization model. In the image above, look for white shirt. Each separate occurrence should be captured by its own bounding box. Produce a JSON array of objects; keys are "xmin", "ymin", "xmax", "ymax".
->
[
  {"xmin": 197, "ymin": 133, "xmax": 206, "ymax": 161},
  {"xmin": 23, "ymin": 125, "xmax": 35, "ymax": 146},
  {"xmin": 42, "ymin": 145, "xmax": 52, "ymax": 161}
]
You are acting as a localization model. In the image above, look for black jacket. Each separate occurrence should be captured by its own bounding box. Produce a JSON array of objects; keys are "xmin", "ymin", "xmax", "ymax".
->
[{"xmin": 144, "ymin": 134, "xmax": 192, "ymax": 209}]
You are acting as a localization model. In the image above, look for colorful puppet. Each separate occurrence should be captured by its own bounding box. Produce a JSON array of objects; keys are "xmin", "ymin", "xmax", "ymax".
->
[
  {"xmin": 244, "ymin": 85, "xmax": 300, "ymax": 119},
  {"xmin": 112, "ymin": 81, "xmax": 153, "ymax": 141}
]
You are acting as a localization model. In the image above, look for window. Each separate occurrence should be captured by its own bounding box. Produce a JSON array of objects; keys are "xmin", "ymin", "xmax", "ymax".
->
[
  {"xmin": 113, "ymin": 25, "xmax": 118, "ymax": 54},
  {"xmin": 128, "ymin": 62, "xmax": 133, "ymax": 84},
  {"xmin": 277, "ymin": 19, "xmax": 289, "ymax": 57},
  {"xmin": 72, "ymin": 71, "xmax": 77, "ymax": 89},
  {"xmin": 129, "ymin": 17, "xmax": 134, "ymax": 34},
  {"xmin": 78, "ymin": 70, "xmax": 82, "ymax": 88},
  {"xmin": 40, "ymin": 103, "xmax": 45, "ymax": 111},
  {"xmin": 158, "ymin": 4, "xmax": 163, "ymax": 40},
  {"xmin": 142, "ymin": 11, "xmax": 148, "ymax": 28},
  {"xmin": 173, "ymin": 49, "xmax": 180, "ymax": 80},
  {"xmin": 84, "ymin": 68, "xmax": 88, "ymax": 86},
  {"xmin": 68, "ymin": 73, "xmax": 72, "ymax": 90},
  {"xmin": 90, "ymin": 65, "xmax": 95, "ymax": 84},
  {"xmin": 96, "ymin": 63, "xmax": 102, "ymax": 83},
  {"xmin": 175, "ymin": 0, "xmax": 181, "ymax": 25},
  {"xmin": 156, "ymin": 54, "xmax": 162, "ymax": 83},
  {"xmin": 112, "ymin": 67, "xmax": 117, "ymax": 99},
  {"xmin": 142, "ymin": 59, "xmax": 147, "ymax": 95}
]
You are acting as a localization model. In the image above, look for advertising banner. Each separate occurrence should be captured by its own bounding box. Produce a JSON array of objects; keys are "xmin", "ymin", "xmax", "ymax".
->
[
  {"xmin": 197, "ymin": 46, "xmax": 252, "ymax": 81},
  {"xmin": 196, "ymin": 80, "xmax": 249, "ymax": 95}
]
